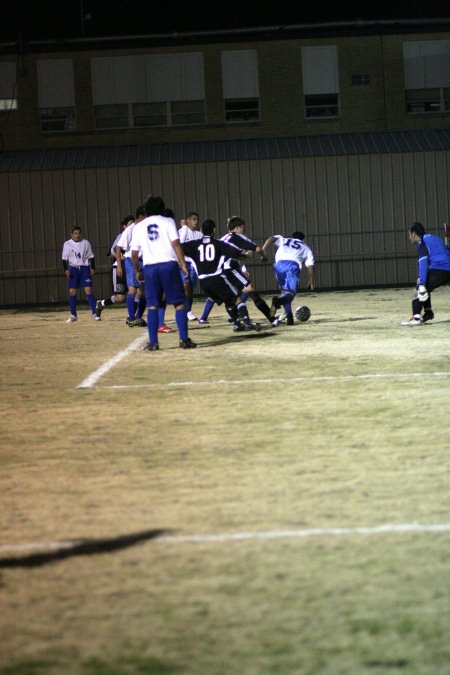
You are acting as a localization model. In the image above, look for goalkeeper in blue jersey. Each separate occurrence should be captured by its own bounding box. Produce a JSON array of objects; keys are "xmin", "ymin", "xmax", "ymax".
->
[{"xmin": 401, "ymin": 222, "xmax": 450, "ymax": 326}]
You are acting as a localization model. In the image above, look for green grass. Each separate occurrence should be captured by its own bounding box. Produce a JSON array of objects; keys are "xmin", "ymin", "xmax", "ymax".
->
[{"xmin": 0, "ymin": 288, "xmax": 449, "ymax": 674}]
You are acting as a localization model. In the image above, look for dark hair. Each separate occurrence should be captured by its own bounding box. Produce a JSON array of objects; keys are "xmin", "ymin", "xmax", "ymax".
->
[
  {"xmin": 164, "ymin": 207, "xmax": 175, "ymax": 219},
  {"xmin": 121, "ymin": 214, "xmax": 134, "ymax": 226},
  {"xmin": 144, "ymin": 195, "xmax": 165, "ymax": 216},
  {"xmin": 291, "ymin": 231, "xmax": 304, "ymax": 240},
  {"xmin": 187, "ymin": 211, "xmax": 199, "ymax": 219},
  {"xmin": 227, "ymin": 216, "xmax": 245, "ymax": 231},
  {"xmin": 202, "ymin": 219, "xmax": 216, "ymax": 236},
  {"xmin": 71, "ymin": 226, "xmax": 82, "ymax": 233},
  {"xmin": 135, "ymin": 205, "xmax": 146, "ymax": 219},
  {"xmin": 409, "ymin": 222, "xmax": 426, "ymax": 237}
]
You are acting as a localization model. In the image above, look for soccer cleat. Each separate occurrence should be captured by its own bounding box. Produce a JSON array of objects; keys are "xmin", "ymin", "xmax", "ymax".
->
[
  {"xmin": 233, "ymin": 321, "xmax": 248, "ymax": 332},
  {"xmin": 286, "ymin": 312, "xmax": 294, "ymax": 326},
  {"xmin": 134, "ymin": 318, "xmax": 147, "ymax": 327},
  {"xmin": 269, "ymin": 296, "xmax": 281, "ymax": 318},
  {"xmin": 243, "ymin": 319, "xmax": 262, "ymax": 332},
  {"xmin": 276, "ymin": 310, "xmax": 288, "ymax": 324},
  {"xmin": 66, "ymin": 314, "xmax": 77, "ymax": 323},
  {"xmin": 198, "ymin": 318, "xmax": 209, "ymax": 325},
  {"xmin": 95, "ymin": 300, "xmax": 103, "ymax": 319},
  {"xmin": 422, "ymin": 310, "xmax": 434, "ymax": 323},
  {"xmin": 157, "ymin": 324, "xmax": 175, "ymax": 333},
  {"xmin": 179, "ymin": 338, "xmax": 197, "ymax": 349},
  {"xmin": 401, "ymin": 315, "xmax": 423, "ymax": 326},
  {"xmin": 93, "ymin": 314, "xmax": 101, "ymax": 321},
  {"xmin": 126, "ymin": 318, "xmax": 135, "ymax": 326},
  {"xmin": 187, "ymin": 311, "xmax": 197, "ymax": 321},
  {"xmin": 143, "ymin": 343, "xmax": 159, "ymax": 351}
]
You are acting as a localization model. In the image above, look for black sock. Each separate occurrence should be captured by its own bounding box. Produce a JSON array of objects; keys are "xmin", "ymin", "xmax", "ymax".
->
[{"xmin": 254, "ymin": 297, "xmax": 271, "ymax": 319}]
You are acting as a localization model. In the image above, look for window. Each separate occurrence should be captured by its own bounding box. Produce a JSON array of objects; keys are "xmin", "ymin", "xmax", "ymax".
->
[
  {"xmin": 302, "ymin": 46, "xmax": 339, "ymax": 119},
  {"xmin": 37, "ymin": 59, "xmax": 75, "ymax": 132},
  {"xmin": 403, "ymin": 40, "xmax": 450, "ymax": 114},
  {"xmin": 40, "ymin": 108, "xmax": 75, "ymax": 132},
  {"xmin": 221, "ymin": 50, "xmax": 260, "ymax": 123},
  {"xmin": 94, "ymin": 104, "xmax": 128, "ymax": 129},
  {"xmin": 224, "ymin": 98, "xmax": 259, "ymax": 123},
  {"xmin": 0, "ymin": 62, "xmax": 18, "ymax": 111},
  {"xmin": 91, "ymin": 54, "xmax": 206, "ymax": 129}
]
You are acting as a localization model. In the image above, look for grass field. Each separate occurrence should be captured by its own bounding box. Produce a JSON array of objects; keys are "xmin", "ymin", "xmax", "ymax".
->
[{"xmin": 0, "ymin": 288, "xmax": 449, "ymax": 675}]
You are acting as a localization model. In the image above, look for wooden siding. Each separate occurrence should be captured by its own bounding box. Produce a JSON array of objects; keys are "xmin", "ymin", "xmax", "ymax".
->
[{"xmin": 0, "ymin": 150, "xmax": 449, "ymax": 306}]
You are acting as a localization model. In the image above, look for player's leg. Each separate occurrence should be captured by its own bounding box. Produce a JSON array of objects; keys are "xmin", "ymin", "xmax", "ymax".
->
[
  {"xmin": 142, "ymin": 265, "xmax": 160, "ymax": 349},
  {"xmin": 79, "ymin": 266, "xmax": 99, "ymax": 319},
  {"xmin": 246, "ymin": 287, "xmax": 275, "ymax": 323},
  {"xmin": 198, "ymin": 297, "xmax": 215, "ymax": 323},
  {"xmin": 163, "ymin": 261, "xmax": 196, "ymax": 348},
  {"xmin": 96, "ymin": 267, "xmax": 125, "ymax": 319},
  {"xmin": 66, "ymin": 267, "xmax": 79, "ymax": 321}
]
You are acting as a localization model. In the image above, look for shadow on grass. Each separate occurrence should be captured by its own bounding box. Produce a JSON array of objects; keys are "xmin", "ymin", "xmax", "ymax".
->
[
  {"xmin": 0, "ymin": 529, "xmax": 168, "ymax": 569},
  {"xmin": 197, "ymin": 331, "xmax": 277, "ymax": 348}
]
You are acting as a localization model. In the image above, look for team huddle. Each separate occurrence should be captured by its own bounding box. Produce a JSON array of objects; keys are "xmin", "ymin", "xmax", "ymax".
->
[{"xmin": 61, "ymin": 194, "xmax": 450, "ymax": 347}]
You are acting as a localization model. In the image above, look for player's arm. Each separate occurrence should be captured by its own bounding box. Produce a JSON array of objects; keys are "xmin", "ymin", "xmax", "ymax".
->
[
  {"xmin": 306, "ymin": 264, "xmax": 315, "ymax": 291},
  {"xmin": 261, "ymin": 235, "xmax": 275, "ymax": 257},
  {"xmin": 416, "ymin": 242, "xmax": 430, "ymax": 300},
  {"xmin": 62, "ymin": 257, "xmax": 71, "ymax": 278},
  {"xmin": 89, "ymin": 256, "xmax": 96, "ymax": 276},
  {"xmin": 115, "ymin": 245, "xmax": 124, "ymax": 277},
  {"xmin": 131, "ymin": 249, "xmax": 144, "ymax": 283},
  {"xmin": 172, "ymin": 238, "xmax": 189, "ymax": 277},
  {"xmin": 61, "ymin": 244, "xmax": 71, "ymax": 278}
]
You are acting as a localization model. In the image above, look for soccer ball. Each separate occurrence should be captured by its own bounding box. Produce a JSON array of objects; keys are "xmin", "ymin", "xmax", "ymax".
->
[{"xmin": 295, "ymin": 305, "xmax": 311, "ymax": 322}]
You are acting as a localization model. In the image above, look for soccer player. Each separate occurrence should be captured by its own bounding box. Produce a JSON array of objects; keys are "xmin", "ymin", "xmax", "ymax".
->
[
  {"xmin": 95, "ymin": 214, "xmax": 134, "ymax": 320},
  {"xmin": 131, "ymin": 195, "xmax": 196, "ymax": 350},
  {"xmin": 182, "ymin": 219, "xmax": 261, "ymax": 331},
  {"xmin": 261, "ymin": 231, "xmax": 315, "ymax": 325},
  {"xmin": 178, "ymin": 211, "xmax": 202, "ymax": 320},
  {"xmin": 197, "ymin": 215, "xmax": 274, "ymax": 325},
  {"xmin": 115, "ymin": 205, "xmax": 147, "ymax": 327},
  {"xmin": 401, "ymin": 222, "xmax": 450, "ymax": 326},
  {"xmin": 61, "ymin": 226, "xmax": 99, "ymax": 322}
]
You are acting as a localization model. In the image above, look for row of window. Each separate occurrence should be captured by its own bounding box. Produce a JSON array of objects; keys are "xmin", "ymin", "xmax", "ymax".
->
[{"xmin": 1, "ymin": 39, "xmax": 449, "ymax": 133}]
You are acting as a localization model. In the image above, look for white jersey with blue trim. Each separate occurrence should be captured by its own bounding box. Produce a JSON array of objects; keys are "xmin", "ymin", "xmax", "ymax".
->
[
  {"xmin": 130, "ymin": 215, "xmax": 180, "ymax": 265},
  {"xmin": 178, "ymin": 224, "xmax": 203, "ymax": 243},
  {"xmin": 116, "ymin": 222, "xmax": 138, "ymax": 259},
  {"xmin": 62, "ymin": 238, "xmax": 94, "ymax": 266},
  {"xmin": 273, "ymin": 235, "xmax": 314, "ymax": 268}
]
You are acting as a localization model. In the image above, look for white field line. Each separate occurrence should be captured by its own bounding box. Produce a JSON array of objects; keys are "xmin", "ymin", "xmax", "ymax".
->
[
  {"xmin": 100, "ymin": 371, "xmax": 450, "ymax": 390},
  {"xmin": 1, "ymin": 523, "xmax": 449, "ymax": 555},
  {"xmin": 77, "ymin": 334, "xmax": 148, "ymax": 389}
]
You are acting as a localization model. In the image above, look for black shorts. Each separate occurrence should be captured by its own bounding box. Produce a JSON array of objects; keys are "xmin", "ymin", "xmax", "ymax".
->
[
  {"xmin": 200, "ymin": 269, "xmax": 248, "ymax": 306},
  {"xmin": 426, "ymin": 269, "xmax": 450, "ymax": 291}
]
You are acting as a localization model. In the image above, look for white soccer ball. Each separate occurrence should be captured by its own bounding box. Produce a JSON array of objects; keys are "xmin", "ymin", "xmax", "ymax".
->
[{"xmin": 295, "ymin": 306, "xmax": 311, "ymax": 322}]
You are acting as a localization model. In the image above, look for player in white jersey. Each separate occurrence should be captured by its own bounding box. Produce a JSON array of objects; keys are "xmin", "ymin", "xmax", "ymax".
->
[
  {"xmin": 61, "ymin": 226, "xmax": 99, "ymax": 323},
  {"xmin": 261, "ymin": 231, "xmax": 315, "ymax": 325},
  {"xmin": 94, "ymin": 214, "xmax": 134, "ymax": 320},
  {"xmin": 178, "ymin": 211, "xmax": 202, "ymax": 320},
  {"xmin": 115, "ymin": 206, "xmax": 147, "ymax": 327},
  {"xmin": 131, "ymin": 195, "xmax": 196, "ymax": 350}
]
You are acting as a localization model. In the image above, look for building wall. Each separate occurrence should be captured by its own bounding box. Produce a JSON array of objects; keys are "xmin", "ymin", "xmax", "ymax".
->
[
  {"xmin": 1, "ymin": 148, "xmax": 448, "ymax": 306},
  {"xmin": 1, "ymin": 28, "xmax": 449, "ymax": 151}
]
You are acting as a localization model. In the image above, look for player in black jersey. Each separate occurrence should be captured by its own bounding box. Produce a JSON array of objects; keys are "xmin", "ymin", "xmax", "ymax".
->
[
  {"xmin": 198, "ymin": 216, "xmax": 275, "ymax": 325},
  {"xmin": 182, "ymin": 219, "xmax": 262, "ymax": 331}
]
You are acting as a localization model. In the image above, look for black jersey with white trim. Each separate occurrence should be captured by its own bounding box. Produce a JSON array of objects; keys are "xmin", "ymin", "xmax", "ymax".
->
[
  {"xmin": 221, "ymin": 232, "xmax": 257, "ymax": 252},
  {"xmin": 182, "ymin": 236, "xmax": 243, "ymax": 278}
]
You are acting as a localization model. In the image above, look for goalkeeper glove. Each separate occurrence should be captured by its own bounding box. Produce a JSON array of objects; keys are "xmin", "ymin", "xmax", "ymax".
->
[{"xmin": 418, "ymin": 285, "xmax": 429, "ymax": 302}]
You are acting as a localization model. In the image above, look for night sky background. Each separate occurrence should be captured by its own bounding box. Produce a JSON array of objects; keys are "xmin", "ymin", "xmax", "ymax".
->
[{"xmin": 1, "ymin": 0, "xmax": 449, "ymax": 42}]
